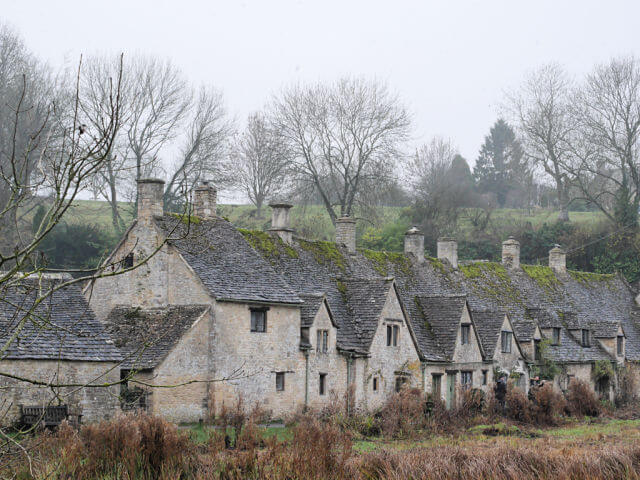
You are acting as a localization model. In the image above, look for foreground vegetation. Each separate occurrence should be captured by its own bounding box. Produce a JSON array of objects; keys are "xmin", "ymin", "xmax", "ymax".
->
[{"xmin": 4, "ymin": 381, "xmax": 640, "ymax": 480}]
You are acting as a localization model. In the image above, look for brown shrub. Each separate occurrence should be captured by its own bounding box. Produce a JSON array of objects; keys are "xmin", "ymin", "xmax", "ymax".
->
[
  {"xmin": 616, "ymin": 367, "xmax": 639, "ymax": 408},
  {"xmin": 530, "ymin": 383, "xmax": 565, "ymax": 425},
  {"xmin": 505, "ymin": 384, "xmax": 531, "ymax": 423},
  {"xmin": 565, "ymin": 379, "xmax": 601, "ymax": 417},
  {"xmin": 378, "ymin": 388, "xmax": 426, "ymax": 438}
]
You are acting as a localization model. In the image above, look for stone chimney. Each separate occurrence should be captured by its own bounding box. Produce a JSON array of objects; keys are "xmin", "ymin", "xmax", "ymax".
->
[
  {"xmin": 549, "ymin": 245, "xmax": 567, "ymax": 274},
  {"xmin": 335, "ymin": 216, "xmax": 356, "ymax": 254},
  {"xmin": 437, "ymin": 237, "xmax": 458, "ymax": 269},
  {"xmin": 404, "ymin": 227, "xmax": 424, "ymax": 263},
  {"xmin": 502, "ymin": 236, "xmax": 520, "ymax": 270},
  {"xmin": 193, "ymin": 180, "xmax": 217, "ymax": 220},
  {"xmin": 268, "ymin": 202, "xmax": 294, "ymax": 244},
  {"xmin": 137, "ymin": 178, "xmax": 165, "ymax": 222}
]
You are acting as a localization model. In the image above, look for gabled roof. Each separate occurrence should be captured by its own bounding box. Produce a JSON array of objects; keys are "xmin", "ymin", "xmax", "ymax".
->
[
  {"xmin": 103, "ymin": 304, "xmax": 209, "ymax": 369},
  {"xmin": 299, "ymin": 293, "xmax": 336, "ymax": 328},
  {"xmin": 472, "ymin": 310, "xmax": 505, "ymax": 359},
  {"xmin": 546, "ymin": 327, "xmax": 614, "ymax": 363},
  {"xmin": 343, "ymin": 278, "xmax": 396, "ymax": 352},
  {"xmin": 232, "ymin": 225, "xmax": 640, "ymax": 364},
  {"xmin": 415, "ymin": 295, "xmax": 471, "ymax": 361},
  {"xmin": 473, "ymin": 310, "xmax": 525, "ymax": 361},
  {"xmin": 0, "ymin": 278, "xmax": 121, "ymax": 362},
  {"xmin": 154, "ymin": 215, "xmax": 301, "ymax": 305}
]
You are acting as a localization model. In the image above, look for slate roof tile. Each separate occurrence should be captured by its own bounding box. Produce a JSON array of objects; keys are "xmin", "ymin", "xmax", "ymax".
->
[
  {"xmin": 0, "ymin": 278, "xmax": 121, "ymax": 362},
  {"xmin": 103, "ymin": 305, "xmax": 209, "ymax": 369},
  {"xmin": 154, "ymin": 216, "xmax": 301, "ymax": 305}
]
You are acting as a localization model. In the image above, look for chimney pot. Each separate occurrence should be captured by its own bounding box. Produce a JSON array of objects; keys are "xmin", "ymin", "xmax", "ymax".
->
[
  {"xmin": 404, "ymin": 226, "xmax": 425, "ymax": 263},
  {"xmin": 549, "ymin": 244, "xmax": 566, "ymax": 274},
  {"xmin": 193, "ymin": 181, "xmax": 217, "ymax": 220},
  {"xmin": 437, "ymin": 237, "xmax": 458, "ymax": 268},
  {"xmin": 268, "ymin": 202, "xmax": 294, "ymax": 244},
  {"xmin": 335, "ymin": 216, "xmax": 356, "ymax": 254},
  {"xmin": 502, "ymin": 236, "xmax": 520, "ymax": 270},
  {"xmin": 137, "ymin": 178, "xmax": 165, "ymax": 222}
]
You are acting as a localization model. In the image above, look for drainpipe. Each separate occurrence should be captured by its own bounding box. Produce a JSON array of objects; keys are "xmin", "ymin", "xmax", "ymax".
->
[
  {"xmin": 421, "ymin": 362, "xmax": 426, "ymax": 392},
  {"xmin": 304, "ymin": 350, "xmax": 309, "ymax": 411},
  {"xmin": 346, "ymin": 354, "xmax": 353, "ymax": 415}
]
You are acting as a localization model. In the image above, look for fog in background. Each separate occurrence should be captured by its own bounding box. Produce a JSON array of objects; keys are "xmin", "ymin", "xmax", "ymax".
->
[{"xmin": 2, "ymin": 0, "xmax": 639, "ymax": 201}]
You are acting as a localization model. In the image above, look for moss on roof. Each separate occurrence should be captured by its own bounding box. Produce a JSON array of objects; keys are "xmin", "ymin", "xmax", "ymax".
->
[
  {"xmin": 169, "ymin": 212, "xmax": 202, "ymax": 225},
  {"xmin": 238, "ymin": 229, "xmax": 299, "ymax": 263},
  {"xmin": 360, "ymin": 249, "xmax": 412, "ymax": 277},
  {"xmin": 522, "ymin": 265, "xmax": 560, "ymax": 291},
  {"xmin": 569, "ymin": 270, "xmax": 615, "ymax": 285},
  {"xmin": 459, "ymin": 262, "xmax": 525, "ymax": 305},
  {"xmin": 298, "ymin": 239, "xmax": 346, "ymax": 272}
]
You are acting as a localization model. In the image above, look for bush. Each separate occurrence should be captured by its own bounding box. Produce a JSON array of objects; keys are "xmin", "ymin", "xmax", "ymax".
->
[
  {"xmin": 505, "ymin": 384, "xmax": 531, "ymax": 423},
  {"xmin": 378, "ymin": 388, "xmax": 426, "ymax": 438},
  {"xmin": 43, "ymin": 413, "xmax": 191, "ymax": 479},
  {"xmin": 565, "ymin": 379, "xmax": 601, "ymax": 417},
  {"xmin": 530, "ymin": 383, "xmax": 565, "ymax": 425}
]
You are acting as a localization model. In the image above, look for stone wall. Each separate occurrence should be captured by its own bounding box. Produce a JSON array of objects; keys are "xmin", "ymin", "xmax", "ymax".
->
[
  {"xmin": 358, "ymin": 288, "xmax": 422, "ymax": 411},
  {"xmin": 306, "ymin": 303, "xmax": 348, "ymax": 410},
  {"xmin": 209, "ymin": 302, "xmax": 304, "ymax": 418},
  {"xmin": 135, "ymin": 309, "xmax": 212, "ymax": 423},
  {"xmin": 0, "ymin": 360, "xmax": 120, "ymax": 425}
]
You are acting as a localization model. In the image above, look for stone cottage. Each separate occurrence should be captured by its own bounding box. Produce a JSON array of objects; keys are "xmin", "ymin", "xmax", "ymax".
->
[
  {"xmin": 0, "ymin": 276, "xmax": 121, "ymax": 426},
  {"xmin": 79, "ymin": 178, "xmax": 640, "ymax": 422}
]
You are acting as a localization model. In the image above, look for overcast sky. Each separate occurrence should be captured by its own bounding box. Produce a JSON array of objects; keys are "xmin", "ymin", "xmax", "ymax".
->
[{"xmin": 3, "ymin": 0, "xmax": 640, "ymax": 166}]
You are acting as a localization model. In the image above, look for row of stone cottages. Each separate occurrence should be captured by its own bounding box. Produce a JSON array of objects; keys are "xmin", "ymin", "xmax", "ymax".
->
[{"xmin": 1, "ymin": 178, "xmax": 639, "ymax": 425}]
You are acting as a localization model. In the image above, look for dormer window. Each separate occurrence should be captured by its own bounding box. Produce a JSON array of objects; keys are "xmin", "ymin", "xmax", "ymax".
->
[
  {"xmin": 386, "ymin": 325, "xmax": 399, "ymax": 347},
  {"xmin": 317, "ymin": 329, "xmax": 328, "ymax": 353},
  {"xmin": 250, "ymin": 308, "xmax": 267, "ymax": 332},
  {"xmin": 617, "ymin": 335, "xmax": 624, "ymax": 356},
  {"xmin": 552, "ymin": 328, "xmax": 561, "ymax": 345},
  {"xmin": 461, "ymin": 324, "xmax": 470, "ymax": 345},
  {"xmin": 501, "ymin": 331, "xmax": 512, "ymax": 353},
  {"xmin": 581, "ymin": 329, "xmax": 590, "ymax": 347}
]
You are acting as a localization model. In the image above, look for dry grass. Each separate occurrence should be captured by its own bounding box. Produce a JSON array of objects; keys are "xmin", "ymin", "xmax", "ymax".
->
[{"xmin": 5, "ymin": 407, "xmax": 640, "ymax": 479}]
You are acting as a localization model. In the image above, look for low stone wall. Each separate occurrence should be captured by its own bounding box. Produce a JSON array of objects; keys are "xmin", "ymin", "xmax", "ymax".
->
[{"xmin": 0, "ymin": 360, "xmax": 120, "ymax": 425}]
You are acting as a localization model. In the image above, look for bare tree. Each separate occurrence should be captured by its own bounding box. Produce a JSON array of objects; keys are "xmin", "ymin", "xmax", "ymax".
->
[
  {"xmin": 0, "ymin": 24, "xmax": 57, "ymax": 250},
  {"xmin": 81, "ymin": 55, "xmax": 231, "ymax": 228},
  {"xmin": 232, "ymin": 112, "xmax": 290, "ymax": 217},
  {"xmin": 126, "ymin": 56, "xmax": 191, "ymax": 185},
  {"xmin": 407, "ymin": 138, "xmax": 476, "ymax": 236},
  {"xmin": 163, "ymin": 86, "xmax": 234, "ymax": 211},
  {"xmin": 568, "ymin": 57, "xmax": 640, "ymax": 227},
  {"xmin": 508, "ymin": 64, "xmax": 575, "ymax": 221},
  {"xmin": 270, "ymin": 77, "xmax": 411, "ymax": 223}
]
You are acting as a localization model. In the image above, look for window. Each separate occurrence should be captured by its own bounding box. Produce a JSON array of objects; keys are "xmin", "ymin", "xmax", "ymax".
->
[
  {"xmin": 386, "ymin": 325, "xmax": 399, "ymax": 347},
  {"xmin": 432, "ymin": 374, "xmax": 442, "ymax": 397},
  {"xmin": 250, "ymin": 309, "xmax": 266, "ymax": 332},
  {"xmin": 552, "ymin": 327, "xmax": 561, "ymax": 345},
  {"xmin": 301, "ymin": 327, "xmax": 310, "ymax": 345},
  {"xmin": 461, "ymin": 324, "xmax": 470, "ymax": 345},
  {"xmin": 123, "ymin": 253, "xmax": 134, "ymax": 269},
  {"xmin": 534, "ymin": 339, "xmax": 541, "ymax": 361},
  {"xmin": 482, "ymin": 370, "xmax": 488, "ymax": 386},
  {"xmin": 501, "ymin": 331, "xmax": 512, "ymax": 353},
  {"xmin": 372, "ymin": 377, "xmax": 379, "ymax": 392},
  {"xmin": 618, "ymin": 336, "xmax": 624, "ymax": 356},
  {"xmin": 461, "ymin": 371, "xmax": 473, "ymax": 389},
  {"xmin": 317, "ymin": 329, "xmax": 328, "ymax": 353},
  {"xmin": 319, "ymin": 373, "xmax": 327, "ymax": 395},
  {"xmin": 395, "ymin": 375, "xmax": 408, "ymax": 392},
  {"xmin": 581, "ymin": 329, "xmax": 590, "ymax": 347},
  {"xmin": 275, "ymin": 372, "xmax": 285, "ymax": 391}
]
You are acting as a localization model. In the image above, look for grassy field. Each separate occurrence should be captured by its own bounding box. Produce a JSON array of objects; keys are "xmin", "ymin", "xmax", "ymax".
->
[
  {"xmin": 64, "ymin": 199, "xmax": 605, "ymax": 241},
  {"xmin": 185, "ymin": 418, "xmax": 640, "ymax": 452}
]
